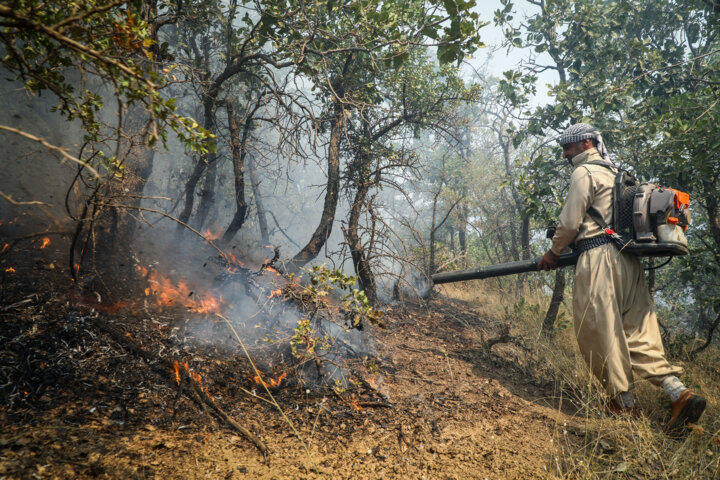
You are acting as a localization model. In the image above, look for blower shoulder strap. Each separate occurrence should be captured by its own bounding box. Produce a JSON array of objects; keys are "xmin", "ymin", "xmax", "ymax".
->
[{"xmin": 582, "ymin": 160, "xmax": 617, "ymax": 229}]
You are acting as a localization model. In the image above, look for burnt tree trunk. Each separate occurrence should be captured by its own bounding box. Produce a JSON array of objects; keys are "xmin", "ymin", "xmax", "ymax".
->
[
  {"xmin": 541, "ymin": 268, "xmax": 566, "ymax": 336},
  {"xmin": 221, "ymin": 100, "xmax": 249, "ymax": 243},
  {"xmin": 291, "ymin": 104, "xmax": 344, "ymax": 268}
]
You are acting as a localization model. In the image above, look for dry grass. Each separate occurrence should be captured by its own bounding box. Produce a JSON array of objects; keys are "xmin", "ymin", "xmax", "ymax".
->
[{"xmin": 444, "ymin": 280, "xmax": 720, "ymax": 479}]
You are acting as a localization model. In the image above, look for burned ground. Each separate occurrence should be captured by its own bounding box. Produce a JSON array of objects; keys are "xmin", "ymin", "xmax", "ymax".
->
[{"xmin": 1, "ymin": 235, "xmax": 599, "ymax": 479}]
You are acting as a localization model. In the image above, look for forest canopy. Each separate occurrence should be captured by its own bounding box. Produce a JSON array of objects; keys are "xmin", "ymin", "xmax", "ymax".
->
[{"xmin": 1, "ymin": 0, "xmax": 719, "ymax": 345}]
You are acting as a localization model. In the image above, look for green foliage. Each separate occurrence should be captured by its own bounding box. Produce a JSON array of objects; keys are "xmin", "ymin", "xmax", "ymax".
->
[
  {"xmin": 0, "ymin": 0, "xmax": 213, "ymax": 171},
  {"xmin": 307, "ymin": 265, "xmax": 384, "ymax": 329}
]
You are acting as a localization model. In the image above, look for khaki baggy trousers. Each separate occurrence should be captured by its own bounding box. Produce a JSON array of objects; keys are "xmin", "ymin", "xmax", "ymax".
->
[{"xmin": 573, "ymin": 243, "xmax": 682, "ymax": 396}]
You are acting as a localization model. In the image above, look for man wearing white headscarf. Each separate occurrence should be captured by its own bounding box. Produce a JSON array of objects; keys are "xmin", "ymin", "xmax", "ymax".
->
[{"xmin": 537, "ymin": 123, "xmax": 705, "ymax": 432}]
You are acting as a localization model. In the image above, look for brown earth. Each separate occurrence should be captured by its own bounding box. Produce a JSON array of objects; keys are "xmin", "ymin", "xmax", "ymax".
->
[{"xmin": 0, "ymin": 235, "xmax": 591, "ymax": 480}]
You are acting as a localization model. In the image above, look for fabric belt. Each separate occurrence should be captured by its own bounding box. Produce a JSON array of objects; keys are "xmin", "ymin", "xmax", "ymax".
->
[{"xmin": 575, "ymin": 235, "xmax": 614, "ymax": 254}]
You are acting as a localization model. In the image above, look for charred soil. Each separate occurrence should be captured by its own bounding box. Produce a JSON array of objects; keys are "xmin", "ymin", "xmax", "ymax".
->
[{"xmin": 0, "ymin": 240, "xmax": 586, "ymax": 480}]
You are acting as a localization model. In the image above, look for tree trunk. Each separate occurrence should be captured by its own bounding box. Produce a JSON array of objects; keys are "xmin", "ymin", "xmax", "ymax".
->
[
  {"xmin": 458, "ymin": 204, "xmax": 468, "ymax": 268},
  {"xmin": 82, "ymin": 0, "xmax": 159, "ymax": 295},
  {"xmin": 195, "ymin": 157, "xmax": 217, "ymax": 231},
  {"xmin": 221, "ymin": 100, "xmax": 249, "ymax": 243},
  {"xmin": 541, "ymin": 268, "xmax": 566, "ymax": 336},
  {"xmin": 345, "ymin": 178, "xmax": 377, "ymax": 305},
  {"xmin": 516, "ymin": 215, "xmax": 531, "ymax": 293},
  {"xmin": 177, "ymin": 96, "xmax": 216, "ymax": 234},
  {"xmin": 247, "ymin": 153, "xmax": 269, "ymax": 244},
  {"xmin": 290, "ymin": 104, "xmax": 344, "ymax": 268}
]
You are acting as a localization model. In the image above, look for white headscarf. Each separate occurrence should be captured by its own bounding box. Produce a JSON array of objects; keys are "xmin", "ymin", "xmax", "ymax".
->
[{"xmin": 557, "ymin": 123, "xmax": 612, "ymax": 163}]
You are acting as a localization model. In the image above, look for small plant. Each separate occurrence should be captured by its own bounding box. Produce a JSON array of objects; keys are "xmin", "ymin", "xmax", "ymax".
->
[{"xmin": 306, "ymin": 264, "xmax": 385, "ymax": 330}]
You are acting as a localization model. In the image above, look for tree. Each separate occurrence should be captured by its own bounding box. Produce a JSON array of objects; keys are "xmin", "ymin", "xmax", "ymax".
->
[{"xmin": 0, "ymin": 0, "xmax": 212, "ymax": 292}]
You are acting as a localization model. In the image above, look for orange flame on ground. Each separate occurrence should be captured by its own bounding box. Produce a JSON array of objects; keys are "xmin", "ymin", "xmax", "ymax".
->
[
  {"xmin": 2, "ymin": 243, "xmax": 10, "ymax": 254},
  {"xmin": 225, "ymin": 252, "xmax": 245, "ymax": 273},
  {"xmin": 172, "ymin": 361, "xmax": 181, "ymax": 385},
  {"xmin": 251, "ymin": 371, "xmax": 287, "ymax": 389},
  {"xmin": 349, "ymin": 399, "xmax": 365, "ymax": 412},
  {"xmin": 39, "ymin": 237, "xmax": 50, "ymax": 249},
  {"xmin": 269, "ymin": 289, "xmax": 283, "ymax": 298},
  {"xmin": 202, "ymin": 228, "xmax": 222, "ymax": 241},
  {"xmin": 139, "ymin": 267, "xmax": 225, "ymax": 314},
  {"xmin": 172, "ymin": 360, "xmax": 208, "ymax": 393},
  {"xmin": 5, "ymin": 267, "xmax": 15, "ymax": 272}
]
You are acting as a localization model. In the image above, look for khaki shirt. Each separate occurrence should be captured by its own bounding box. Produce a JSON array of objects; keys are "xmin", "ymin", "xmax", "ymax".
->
[{"xmin": 551, "ymin": 148, "xmax": 617, "ymax": 256}]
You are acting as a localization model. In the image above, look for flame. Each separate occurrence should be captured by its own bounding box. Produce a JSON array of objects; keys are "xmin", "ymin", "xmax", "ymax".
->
[
  {"xmin": 5, "ymin": 267, "xmax": 15, "ymax": 272},
  {"xmin": 142, "ymin": 269, "xmax": 225, "ymax": 314},
  {"xmin": 172, "ymin": 361, "xmax": 181, "ymax": 385},
  {"xmin": 172, "ymin": 360, "xmax": 209, "ymax": 393},
  {"xmin": 269, "ymin": 289, "xmax": 283, "ymax": 298},
  {"xmin": 349, "ymin": 399, "xmax": 365, "ymax": 412},
  {"xmin": 39, "ymin": 237, "xmax": 51, "ymax": 249},
  {"xmin": 2, "ymin": 243, "xmax": 9, "ymax": 254},
  {"xmin": 202, "ymin": 228, "xmax": 222, "ymax": 241},
  {"xmin": 226, "ymin": 252, "xmax": 244, "ymax": 268},
  {"xmin": 251, "ymin": 371, "xmax": 287, "ymax": 389},
  {"xmin": 266, "ymin": 266, "xmax": 281, "ymax": 275}
]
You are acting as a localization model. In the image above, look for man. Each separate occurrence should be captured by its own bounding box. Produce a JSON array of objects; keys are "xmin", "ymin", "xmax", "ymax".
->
[{"xmin": 537, "ymin": 123, "xmax": 706, "ymax": 431}]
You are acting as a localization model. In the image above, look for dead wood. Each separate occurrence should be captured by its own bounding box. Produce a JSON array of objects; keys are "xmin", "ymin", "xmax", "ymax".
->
[{"xmin": 84, "ymin": 313, "xmax": 269, "ymax": 456}]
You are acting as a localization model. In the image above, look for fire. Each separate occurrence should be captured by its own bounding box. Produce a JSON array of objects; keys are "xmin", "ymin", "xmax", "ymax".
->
[
  {"xmin": 172, "ymin": 360, "xmax": 209, "ymax": 393},
  {"xmin": 223, "ymin": 251, "xmax": 246, "ymax": 274},
  {"xmin": 173, "ymin": 360, "xmax": 180, "ymax": 385},
  {"xmin": 172, "ymin": 361, "xmax": 181, "ymax": 385},
  {"xmin": 251, "ymin": 371, "xmax": 287, "ymax": 389},
  {"xmin": 265, "ymin": 266, "xmax": 281, "ymax": 275},
  {"xmin": 269, "ymin": 289, "xmax": 283, "ymax": 298},
  {"xmin": 5, "ymin": 267, "xmax": 15, "ymax": 272},
  {"xmin": 140, "ymin": 268, "xmax": 225, "ymax": 314},
  {"xmin": 39, "ymin": 237, "xmax": 50, "ymax": 249},
  {"xmin": 349, "ymin": 399, "xmax": 365, "ymax": 412},
  {"xmin": 2, "ymin": 243, "xmax": 9, "ymax": 254},
  {"xmin": 202, "ymin": 228, "xmax": 222, "ymax": 241}
]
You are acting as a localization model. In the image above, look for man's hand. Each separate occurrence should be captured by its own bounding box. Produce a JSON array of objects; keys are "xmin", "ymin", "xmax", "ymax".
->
[{"xmin": 538, "ymin": 249, "xmax": 560, "ymax": 271}]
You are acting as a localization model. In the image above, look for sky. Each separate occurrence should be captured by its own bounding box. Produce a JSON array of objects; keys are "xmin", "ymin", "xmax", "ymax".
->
[{"xmin": 471, "ymin": 0, "xmax": 556, "ymax": 107}]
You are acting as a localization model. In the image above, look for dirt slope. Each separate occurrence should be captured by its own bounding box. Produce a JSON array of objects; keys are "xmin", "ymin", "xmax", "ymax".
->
[{"xmin": 0, "ymin": 242, "xmax": 584, "ymax": 479}]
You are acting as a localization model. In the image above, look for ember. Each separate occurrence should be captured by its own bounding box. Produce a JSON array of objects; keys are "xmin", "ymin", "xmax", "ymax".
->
[
  {"xmin": 5, "ymin": 267, "xmax": 15, "ymax": 272},
  {"xmin": 251, "ymin": 371, "xmax": 287, "ymax": 389},
  {"xmin": 39, "ymin": 237, "xmax": 50, "ymax": 249}
]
